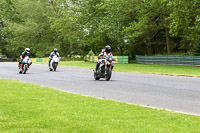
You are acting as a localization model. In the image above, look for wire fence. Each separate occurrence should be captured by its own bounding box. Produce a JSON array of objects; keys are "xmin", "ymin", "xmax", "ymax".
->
[
  {"xmin": 0, "ymin": 58, "xmax": 17, "ymax": 62},
  {"xmin": 136, "ymin": 55, "xmax": 200, "ymax": 66}
]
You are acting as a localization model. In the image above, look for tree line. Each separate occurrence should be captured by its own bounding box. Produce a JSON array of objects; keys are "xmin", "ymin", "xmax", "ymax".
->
[{"xmin": 0, "ymin": 0, "xmax": 200, "ymax": 59}]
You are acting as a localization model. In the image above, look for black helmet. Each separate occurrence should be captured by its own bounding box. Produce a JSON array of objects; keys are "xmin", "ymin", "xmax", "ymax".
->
[
  {"xmin": 105, "ymin": 45, "xmax": 111, "ymax": 53},
  {"xmin": 54, "ymin": 48, "xmax": 57, "ymax": 53}
]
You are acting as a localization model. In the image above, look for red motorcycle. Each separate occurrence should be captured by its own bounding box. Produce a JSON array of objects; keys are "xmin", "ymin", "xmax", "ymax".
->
[
  {"xmin": 19, "ymin": 57, "xmax": 32, "ymax": 74},
  {"xmin": 94, "ymin": 55, "xmax": 115, "ymax": 81}
]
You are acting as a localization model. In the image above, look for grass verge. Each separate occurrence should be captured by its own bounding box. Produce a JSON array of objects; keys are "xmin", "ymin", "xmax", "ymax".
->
[
  {"xmin": 33, "ymin": 60, "xmax": 200, "ymax": 76},
  {"xmin": 0, "ymin": 79, "xmax": 200, "ymax": 132},
  {"xmin": 59, "ymin": 61, "xmax": 200, "ymax": 77}
]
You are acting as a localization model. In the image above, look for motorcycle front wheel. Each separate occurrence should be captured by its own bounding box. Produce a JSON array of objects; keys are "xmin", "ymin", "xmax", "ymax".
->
[
  {"xmin": 53, "ymin": 63, "xmax": 57, "ymax": 71},
  {"xmin": 19, "ymin": 67, "xmax": 22, "ymax": 74},
  {"xmin": 23, "ymin": 64, "xmax": 28, "ymax": 74},
  {"xmin": 105, "ymin": 68, "xmax": 112, "ymax": 81},
  {"xmin": 94, "ymin": 72, "xmax": 100, "ymax": 80}
]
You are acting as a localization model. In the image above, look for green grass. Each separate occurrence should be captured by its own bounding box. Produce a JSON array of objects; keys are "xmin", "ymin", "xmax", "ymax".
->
[
  {"xmin": 34, "ymin": 60, "xmax": 200, "ymax": 76},
  {"xmin": 115, "ymin": 64, "xmax": 200, "ymax": 77},
  {"xmin": 59, "ymin": 61, "xmax": 96, "ymax": 69},
  {"xmin": 59, "ymin": 61, "xmax": 200, "ymax": 77},
  {"xmin": 0, "ymin": 79, "xmax": 200, "ymax": 132}
]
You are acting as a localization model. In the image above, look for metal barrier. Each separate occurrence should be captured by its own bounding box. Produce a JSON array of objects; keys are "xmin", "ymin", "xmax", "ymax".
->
[
  {"xmin": 0, "ymin": 58, "xmax": 17, "ymax": 62},
  {"xmin": 136, "ymin": 55, "xmax": 200, "ymax": 66},
  {"xmin": 31, "ymin": 58, "xmax": 49, "ymax": 63},
  {"xmin": 36, "ymin": 58, "xmax": 43, "ymax": 62}
]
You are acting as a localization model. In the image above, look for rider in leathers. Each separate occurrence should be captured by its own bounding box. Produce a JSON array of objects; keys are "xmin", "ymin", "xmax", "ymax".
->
[
  {"xmin": 96, "ymin": 45, "xmax": 114, "ymax": 71},
  {"xmin": 49, "ymin": 48, "xmax": 60, "ymax": 67},
  {"xmin": 18, "ymin": 48, "xmax": 31, "ymax": 70}
]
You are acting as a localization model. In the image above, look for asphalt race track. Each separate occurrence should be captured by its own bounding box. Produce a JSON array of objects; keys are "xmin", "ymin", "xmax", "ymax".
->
[{"xmin": 1, "ymin": 62, "xmax": 200, "ymax": 115}]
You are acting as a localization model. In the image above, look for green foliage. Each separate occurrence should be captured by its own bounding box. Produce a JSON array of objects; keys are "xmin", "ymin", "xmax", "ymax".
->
[
  {"xmin": 1, "ymin": 0, "xmax": 200, "ymax": 57},
  {"xmin": 84, "ymin": 50, "xmax": 95, "ymax": 62},
  {"xmin": 169, "ymin": 0, "xmax": 200, "ymax": 52},
  {"xmin": 88, "ymin": 50, "xmax": 95, "ymax": 56},
  {"xmin": 193, "ymin": 44, "xmax": 200, "ymax": 56}
]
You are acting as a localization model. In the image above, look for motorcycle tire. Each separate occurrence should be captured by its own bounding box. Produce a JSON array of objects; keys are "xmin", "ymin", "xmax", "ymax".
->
[
  {"xmin": 19, "ymin": 66, "xmax": 22, "ymax": 74},
  {"xmin": 53, "ymin": 63, "xmax": 57, "ymax": 71},
  {"xmin": 94, "ymin": 72, "xmax": 100, "ymax": 80},
  {"xmin": 105, "ymin": 68, "xmax": 112, "ymax": 81},
  {"xmin": 23, "ymin": 65, "xmax": 28, "ymax": 74}
]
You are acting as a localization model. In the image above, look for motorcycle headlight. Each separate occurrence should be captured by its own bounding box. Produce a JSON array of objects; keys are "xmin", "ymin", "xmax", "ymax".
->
[{"xmin": 108, "ymin": 58, "xmax": 112, "ymax": 62}]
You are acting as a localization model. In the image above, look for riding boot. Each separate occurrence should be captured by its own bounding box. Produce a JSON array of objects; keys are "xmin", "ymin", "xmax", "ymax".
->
[
  {"xmin": 49, "ymin": 60, "xmax": 51, "ymax": 67},
  {"xmin": 111, "ymin": 65, "xmax": 114, "ymax": 70},
  {"xmin": 21, "ymin": 63, "xmax": 24, "ymax": 71},
  {"xmin": 96, "ymin": 63, "xmax": 100, "ymax": 71}
]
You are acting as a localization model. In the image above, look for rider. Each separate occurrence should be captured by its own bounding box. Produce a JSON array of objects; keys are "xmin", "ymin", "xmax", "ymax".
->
[
  {"xmin": 49, "ymin": 48, "xmax": 60, "ymax": 67},
  {"xmin": 96, "ymin": 45, "xmax": 113, "ymax": 71},
  {"xmin": 19, "ymin": 48, "xmax": 31, "ymax": 70}
]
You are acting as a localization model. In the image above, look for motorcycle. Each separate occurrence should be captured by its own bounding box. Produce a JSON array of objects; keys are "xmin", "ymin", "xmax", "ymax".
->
[
  {"xmin": 94, "ymin": 55, "xmax": 115, "ymax": 81},
  {"xmin": 19, "ymin": 56, "xmax": 32, "ymax": 74},
  {"xmin": 49, "ymin": 55, "xmax": 60, "ymax": 71}
]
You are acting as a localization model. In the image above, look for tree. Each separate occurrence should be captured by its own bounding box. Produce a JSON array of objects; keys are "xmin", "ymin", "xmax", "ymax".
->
[
  {"xmin": 169, "ymin": 0, "xmax": 200, "ymax": 54},
  {"xmin": 1, "ymin": 0, "xmax": 200, "ymax": 58}
]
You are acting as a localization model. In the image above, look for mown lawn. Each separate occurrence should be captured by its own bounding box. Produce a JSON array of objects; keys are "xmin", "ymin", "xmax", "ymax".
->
[
  {"xmin": 0, "ymin": 79, "xmax": 200, "ymax": 132},
  {"xmin": 58, "ymin": 61, "xmax": 200, "ymax": 77}
]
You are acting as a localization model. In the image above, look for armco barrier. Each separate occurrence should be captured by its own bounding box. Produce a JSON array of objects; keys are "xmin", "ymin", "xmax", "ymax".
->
[
  {"xmin": 36, "ymin": 58, "xmax": 43, "ymax": 62},
  {"xmin": 0, "ymin": 58, "xmax": 49, "ymax": 63},
  {"xmin": 117, "ymin": 56, "xmax": 128, "ymax": 63},
  {"xmin": 136, "ymin": 55, "xmax": 200, "ymax": 66},
  {"xmin": 0, "ymin": 58, "xmax": 17, "ymax": 62},
  {"xmin": 90, "ymin": 56, "xmax": 128, "ymax": 63},
  {"xmin": 31, "ymin": 58, "xmax": 49, "ymax": 63}
]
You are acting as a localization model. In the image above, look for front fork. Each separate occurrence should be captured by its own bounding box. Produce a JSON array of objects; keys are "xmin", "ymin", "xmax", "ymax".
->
[
  {"xmin": 19, "ymin": 63, "xmax": 23, "ymax": 71},
  {"xmin": 106, "ymin": 64, "xmax": 113, "ymax": 69},
  {"xmin": 50, "ymin": 61, "xmax": 53, "ymax": 69},
  {"xmin": 105, "ymin": 64, "xmax": 113, "ymax": 74},
  {"xmin": 105, "ymin": 64, "xmax": 110, "ymax": 74}
]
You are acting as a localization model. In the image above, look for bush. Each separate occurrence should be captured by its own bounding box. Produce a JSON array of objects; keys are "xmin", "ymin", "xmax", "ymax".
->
[
  {"xmin": 88, "ymin": 50, "xmax": 95, "ymax": 56},
  {"xmin": 84, "ymin": 50, "xmax": 95, "ymax": 62}
]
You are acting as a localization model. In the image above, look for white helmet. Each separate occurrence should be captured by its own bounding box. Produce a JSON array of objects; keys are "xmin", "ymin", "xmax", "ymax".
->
[
  {"xmin": 25, "ymin": 48, "xmax": 30, "ymax": 54},
  {"xmin": 54, "ymin": 48, "xmax": 58, "ymax": 53},
  {"xmin": 105, "ymin": 45, "xmax": 111, "ymax": 53}
]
